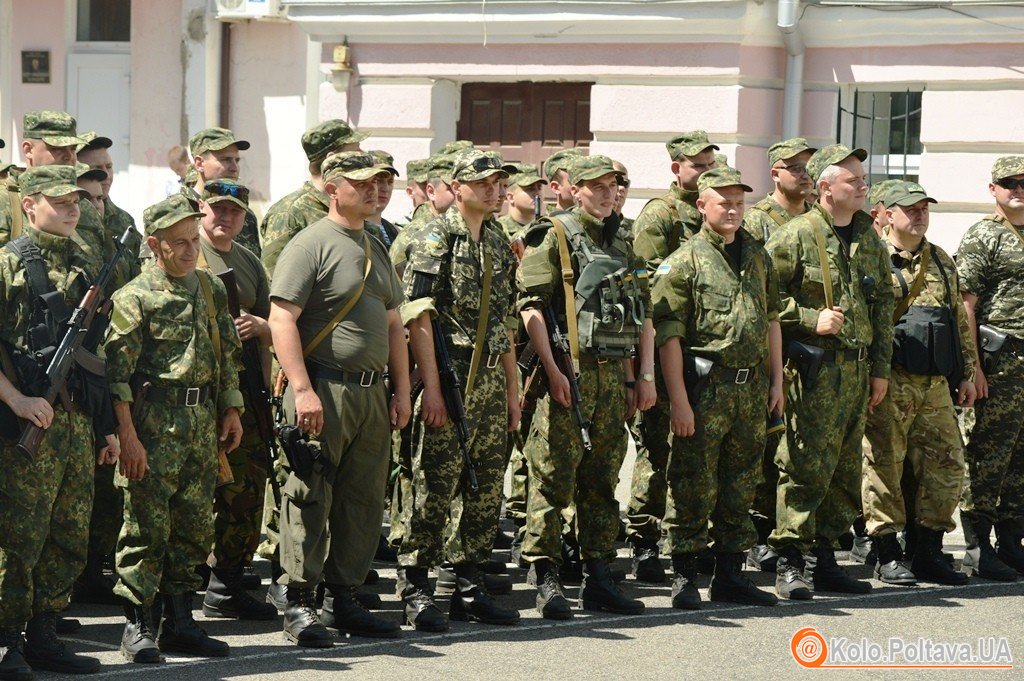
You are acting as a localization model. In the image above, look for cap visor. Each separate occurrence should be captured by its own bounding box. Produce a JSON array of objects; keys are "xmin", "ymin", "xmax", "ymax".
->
[
  {"xmin": 890, "ymin": 193, "xmax": 936, "ymax": 207},
  {"xmin": 40, "ymin": 135, "xmax": 86, "ymax": 148},
  {"xmin": 204, "ymin": 195, "xmax": 248, "ymax": 210},
  {"xmin": 84, "ymin": 136, "xmax": 113, "ymax": 150},
  {"xmin": 331, "ymin": 167, "xmax": 385, "ymax": 181}
]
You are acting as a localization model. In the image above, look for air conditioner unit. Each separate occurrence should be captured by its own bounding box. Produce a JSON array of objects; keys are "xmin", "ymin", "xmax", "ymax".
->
[{"xmin": 215, "ymin": 0, "xmax": 286, "ymax": 21}]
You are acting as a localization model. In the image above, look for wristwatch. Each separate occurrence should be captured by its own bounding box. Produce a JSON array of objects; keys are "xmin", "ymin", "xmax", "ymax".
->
[{"xmin": 638, "ymin": 372, "xmax": 655, "ymax": 382}]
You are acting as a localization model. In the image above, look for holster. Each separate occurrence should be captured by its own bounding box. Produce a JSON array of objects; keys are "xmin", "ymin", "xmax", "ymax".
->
[
  {"xmin": 276, "ymin": 424, "xmax": 335, "ymax": 481},
  {"xmin": 683, "ymin": 354, "xmax": 713, "ymax": 406},
  {"xmin": 978, "ymin": 324, "xmax": 1008, "ymax": 374},
  {"xmin": 786, "ymin": 340, "xmax": 825, "ymax": 390}
]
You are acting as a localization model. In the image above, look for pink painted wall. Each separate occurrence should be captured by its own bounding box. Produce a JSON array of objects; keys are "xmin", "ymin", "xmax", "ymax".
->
[{"xmin": 7, "ymin": 0, "xmax": 69, "ymax": 157}]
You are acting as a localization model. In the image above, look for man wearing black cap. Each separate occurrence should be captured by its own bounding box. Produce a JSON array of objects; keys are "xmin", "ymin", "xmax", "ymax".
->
[{"xmin": 78, "ymin": 131, "xmax": 142, "ymax": 280}]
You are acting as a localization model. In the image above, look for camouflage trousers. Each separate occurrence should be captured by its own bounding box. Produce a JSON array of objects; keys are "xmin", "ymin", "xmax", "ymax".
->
[
  {"xmin": 397, "ymin": 357, "xmax": 508, "ymax": 568},
  {"xmin": 663, "ymin": 368, "xmax": 766, "ymax": 555},
  {"xmin": 212, "ymin": 407, "xmax": 270, "ymax": 569},
  {"xmin": 960, "ymin": 335, "xmax": 1024, "ymax": 524},
  {"xmin": 279, "ymin": 378, "xmax": 389, "ymax": 588},
  {"xmin": 88, "ymin": 461, "xmax": 123, "ymax": 559},
  {"xmin": 256, "ymin": 452, "xmax": 288, "ymax": 565},
  {"xmin": 523, "ymin": 358, "xmax": 626, "ymax": 564},
  {"xmin": 387, "ymin": 422, "xmax": 416, "ymax": 550},
  {"xmin": 0, "ymin": 407, "xmax": 93, "ymax": 626},
  {"xmin": 770, "ymin": 357, "xmax": 869, "ymax": 553},
  {"xmin": 863, "ymin": 369, "xmax": 966, "ymax": 535},
  {"xmin": 114, "ymin": 401, "xmax": 218, "ymax": 606},
  {"xmin": 506, "ymin": 370, "xmax": 545, "ymax": 526},
  {"xmin": 625, "ymin": 368, "xmax": 671, "ymax": 545}
]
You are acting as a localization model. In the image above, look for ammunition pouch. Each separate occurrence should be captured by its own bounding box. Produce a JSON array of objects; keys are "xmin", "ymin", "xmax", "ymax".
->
[
  {"xmin": 892, "ymin": 305, "xmax": 964, "ymax": 386},
  {"xmin": 978, "ymin": 324, "xmax": 1008, "ymax": 375}
]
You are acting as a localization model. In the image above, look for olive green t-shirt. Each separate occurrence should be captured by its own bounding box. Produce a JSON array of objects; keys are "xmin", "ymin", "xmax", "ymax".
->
[
  {"xmin": 270, "ymin": 216, "xmax": 403, "ymax": 372},
  {"xmin": 199, "ymin": 238, "xmax": 271, "ymax": 318}
]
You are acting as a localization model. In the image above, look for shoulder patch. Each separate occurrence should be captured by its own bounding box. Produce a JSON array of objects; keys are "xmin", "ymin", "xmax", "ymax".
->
[
  {"xmin": 110, "ymin": 304, "xmax": 138, "ymax": 336},
  {"xmin": 656, "ymin": 262, "xmax": 672, "ymax": 276}
]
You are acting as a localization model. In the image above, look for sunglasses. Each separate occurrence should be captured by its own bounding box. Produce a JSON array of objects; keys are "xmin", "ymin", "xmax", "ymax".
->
[
  {"xmin": 776, "ymin": 163, "xmax": 808, "ymax": 176},
  {"xmin": 205, "ymin": 182, "xmax": 249, "ymax": 202},
  {"xmin": 459, "ymin": 156, "xmax": 503, "ymax": 173},
  {"xmin": 996, "ymin": 178, "xmax": 1024, "ymax": 191}
]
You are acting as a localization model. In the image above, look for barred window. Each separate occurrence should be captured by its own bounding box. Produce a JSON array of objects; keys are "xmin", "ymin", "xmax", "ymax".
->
[{"xmin": 837, "ymin": 88, "xmax": 923, "ymax": 184}]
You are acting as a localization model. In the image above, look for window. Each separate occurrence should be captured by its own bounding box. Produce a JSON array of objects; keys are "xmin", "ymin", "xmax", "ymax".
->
[
  {"xmin": 77, "ymin": 0, "xmax": 131, "ymax": 42},
  {"xmin": 457, "ymin": 82, "xmax": 593, "ymax": 169},
  {"xmin": 836, "ymin": 89, "xmax": 922, "ymax": 183}
]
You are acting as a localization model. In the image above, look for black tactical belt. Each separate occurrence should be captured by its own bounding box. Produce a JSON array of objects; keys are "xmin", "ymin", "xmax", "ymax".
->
[
  {"xmin": 715, "ymin": 366, "xmax": 756, "ymax": 385},
  {"xmin": 448, "ymin": 346, "xmax": 501, "ymax": 369},
  {"xmin": 821, "ymin": 347, "xmax": 868, "ymax": 363},
  {"xmin": 311, "ymin": 366, "xmax": 383, "ymax": 387},
  {"xmin": 144, "ymin": 385, "xmax": 212, "ymax": 407}
]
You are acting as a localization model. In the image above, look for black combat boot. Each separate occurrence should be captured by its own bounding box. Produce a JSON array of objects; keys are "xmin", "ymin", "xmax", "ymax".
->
[
  {"xmin": 71, "ymin": 554, "xmax": 120, "ymax": 605},
  {"xmin": 510, "ymin": 521, "xmax": 527, "ymax": 568},
  {"xmin": 266, "ymin": 562, "xmax": 288, "ymax": 612},
  {"xmin": 55, "ymin": 618, "xmax": 81, "ymax": 635},
  {"xmin": 873, "ymin": 534, "xmax": 917, "ymax": 585},
  {"xmin": 321, "ymin": 585, "xmax": 400, "ymax": 638},
  {"xmin": 709, "ymin": 553, "xmax": 778, "ymax": 606},
  {"xmin": 961, "ymin": 513, "xmax": 1018, "ymax": 582},
  {"xmin": 120, "ymin": 604, "xmax": 161, "ymax": 664},
  {"xmin": 559, "ymin": 540, "xmax": 584, "ymax": 584},
  {"xmin": 241, "ymin": 565, "xmax": 262, "ymax": 590},
  {"xmin": 23, "ymin": 612, "xmax": 100, "ymax": 675},
  {"xmin": 203, "ymin": 566, "xmax": 277, "ymax": 620},
  {"xmin": 493, "ymin": 527, "xmax": 514, "ymax": 552},
  {"xmin": 449, "ymin": 564, "xmax": 520, "ymax": 626},
  {"xmin": 911, "ymin": 527, "xmax": 968, "ymax": 585},
  {"xmin": 995, "ymin": 520, "xmax": 1024, "ymax": 575},
  {"xmin": 901, "ymin": 524, "xmax": 918, "ymax": 561},
  {"xmin": 580, "ymin": 559, "xmax": 644, "ymax": 615},
  {"xmin": 375, "ymin": 533, "xmax": 398, "ymax": 563},
  {"xmin": 630, "ymin": 538, "xmax": 667, "ymax": 584},
  {"xmin": 669, "ymin": 553, "xmax": 701, "ymax": 610},
  {"xmin": 805, "ymin": 543, "xmax": 871, "ymax": 594},
  {"xmin": 849, "ymin": 535, "xmax": 877, "ymax": 566},
  {"xmin": 399, "ymin": 567, "xmax": 448, "ymax": 632},
  {"xmin": 282, "ymin": 586, "xmax": 333, "ymax": 648},
  {"xmin": 775, "ymin": 548, "xmax": 812, "ymax": 600},
  {"xmin": 436, "ymin": 563, "xmax": 512, "ymax": 596},
  {"xmin": 695, "ymin": 547, "xmax": 715, "ymax": 575},
  {"xmin": 532, "ymin": 560, "xmax": 573, "ymax": 620},
  {"xmin": 0, "ymin": 627, "xmax": 32, "ymax": 681},
  {"xmin": 156, "ymin": 593, "xmax": 229, "ymax": 657},
  {"xmin": 746, "ymin": 515, "xmax": 779, "ymax": 573}
]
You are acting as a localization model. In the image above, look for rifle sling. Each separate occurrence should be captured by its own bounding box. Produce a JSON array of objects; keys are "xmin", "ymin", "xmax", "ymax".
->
[
  {"xmin": 302, "ymin": 234, "xmax": 371, "ymax": 359},
  {"xmin": 463, "ymin": 241, "xmax": 492, "ymax": 399},
  {"xmin": 9, "ymin": 189, "xmax": 23, "ymax": 240},
  {"xmin": 550, "ymin": 217, "xmax": 580, "ymax": 374},
  {"xmin": 891, "ymin": 245, "xmax": 930, "ymax": 324},
  {"xmin": 811, "ymin": 223, "xmax": 834, "ymax": 310}
]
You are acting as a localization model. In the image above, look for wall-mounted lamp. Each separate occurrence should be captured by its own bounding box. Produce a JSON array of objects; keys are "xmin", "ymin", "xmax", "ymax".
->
[{"xmin": 330, "ymin": 44, "xmax": 353, "ymax": 92}]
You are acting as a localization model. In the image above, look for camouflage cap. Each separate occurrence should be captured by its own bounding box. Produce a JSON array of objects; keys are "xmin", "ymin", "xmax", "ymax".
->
[
  {"xmin": 189, "ymin": 127, "xmax": 251, "ymax": 157},
  {"xmin": 666, "ymin": 130, "xmax": 719, "ymax": 160},
  {"xmin": 867, "ymin": 179, "xmax": 902, "ymax": 207},
  {"xmin": 369, "ymin": 150, "xmax": 399, "ymax": 176},
  {"xmin": 406, "ymin": 158, "xmax": 432, "ymax": 183},
  {"xmin": 301, "ymin": 119, "xmax": 367, "ymax": 164},
  {"xmin": 75, "ymin": 162, "xmax": 108, "ymax": 183},
  {"xmin": 697, "ymin": 166, "xmax": 753, "ymax": 194},
  {"xmin": 23, "ymin": 110, "xmax": 84, "ymax": 147},
  {"xmin": 439, "ymin": 140, "xmax": 475, "ymax": 156},
  {"xmin": 143, "ymin": 194, "xmax": 205, "ymax": 236},
  {"xmin": 452, "ymin": 150, "xmax": 510, "ymax": 182},
  {"xmin": 76, "ymin": 131, "xmax": 113, "ymax": 153},
  {"xmin": 714, "ymin": 153, "xmax": 728, "ymax": 167},
  {"xmin": 991, "ymin": 156, "xmax": 1024, "ymax": 182},
  {"xmin": 543, "ymin": 148, "xmax": 584, "ymax": 180},
  {"xmin": 568, "ymin": 155, "xmax": 623, "ymax": 185},
  {"xmin": 425, "ymin": 153, "xmax": 457, "ymax": 184},
  {"xmin": 882, "ymin": 180, "xmax": 936, "ymax": 208},
  {"xmin": 19, "ymin": 165, "xmax": 89, "ymax": 200},
  {"xmin": 202, "ymin": 179, "xmax": 251, "ymax": 210},
  {"xmin": 507, "ymin": 162, "xmax": 546, "ymax": 188},
  {"xmin": 768, "ymin": 137, "xmax": 816, "ymax": 166},
  {"xmin": 806, "ymin": 144, "xmax": 868, "ymax": 182},
  {"xmin": 321, "ymin": 151, "xmax": 385, "ymax": 183}
]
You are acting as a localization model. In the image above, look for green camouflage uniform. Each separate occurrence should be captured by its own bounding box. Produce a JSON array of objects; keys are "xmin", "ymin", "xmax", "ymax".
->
[
  {"xmin": 625, "ymin": 182, "xmax": 700, "ymax": 546},
  {"xmin": 957, "ymin": 192, "xmax": 1024, "ymax": 526},
  {"xmin": 653, "ymin": 220, "xmax": 782, "ymax": 555},
  {"xmin": 766, "ymin": 201, "xmax": 893, "ymax": 553},
  {"xmin": 0, "ymin": 222, "xmax": 100, "ymax": 626},
  {"xmin": 518, "ymin": 205, "xmax": 651, "ymax": 563},
  {"xmin": 103, "ymin": 198, "xmax": 143, "ymax": 282},
  {"xmin": 261, "ymin": 182, "xmax": 330, "ymax": 279},
  {"xmin": 106, "ymin": 201, "xmax": 243, "ymax": 606},
  {"xmin": 398, "ymin": 204, "xmax": 517, "ymax": 568}
]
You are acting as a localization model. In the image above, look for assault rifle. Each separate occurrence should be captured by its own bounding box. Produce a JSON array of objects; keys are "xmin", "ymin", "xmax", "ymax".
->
[
  {"xmin": 542, "ymin": 305, "xmax": 592, "ymax": 452},
  {"xmin": 431, "ymin": 318, "xmax": 479, "ymax": 492}
]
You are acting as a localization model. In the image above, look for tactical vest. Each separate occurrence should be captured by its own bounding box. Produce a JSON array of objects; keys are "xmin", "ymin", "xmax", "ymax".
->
[{"xmin": 557, "ymin": 214, "xmax": 644, "ymax": 358}]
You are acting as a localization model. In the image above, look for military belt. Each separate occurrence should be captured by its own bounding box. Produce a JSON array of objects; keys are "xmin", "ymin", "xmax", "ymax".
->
[
  {"xmin": 712, "ymin": 365, "xmax": 757, "ymax": 385},
  {"xmin": 578, "ymin": 353, "xmax": 611, "ymax": 365},
  {"xmin": 143, "ymin": 385, "xmax": 212, "ymax": 407},
  {"xmin": 820, "ymin": 347, "xmax": 868, "ymax": 363},
  {"xmin": 310, "ymin": 365, "xmax": 383, "ymax": 387},
  {"xmin": 449, "ymin": 346, "xmax": 501, "ymax": 369}
]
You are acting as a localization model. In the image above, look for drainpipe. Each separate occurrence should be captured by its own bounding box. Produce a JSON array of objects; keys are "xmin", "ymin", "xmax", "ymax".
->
[{"xmin": 778, "ymin": 0, "xmax": 805, "ymax": 139}]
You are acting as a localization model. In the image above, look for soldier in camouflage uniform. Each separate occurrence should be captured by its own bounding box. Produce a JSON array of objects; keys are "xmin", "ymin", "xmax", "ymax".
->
[
  {"xmin": 186, "ymin": 127, "xmax": 262, "ymax": 257},
  {"xmin": 742, "ymin": 138, "xmax": 816, "ymax": 573},
  {"xmin": 612, "ymin": 160, "xmax": 633, "ymax": 236},
  {"xmin": 956, "ymin": 155, "xmax": 1024, "ymax": 580},
  {"xmin": 0, "ymin": 166, "xmax": 120, "ymax": 677},
  {"xmin": 867, "ymin": 179, "xmax": 902, "ymax": 238},
  {"xmin": 397, "ymin": 149, "xmax": 521, "ymax": 631},
  {"xmin": 270, "ymin": 152, "xmax": 409, "ymax": 646},
  {"xmin": 368, "ymin": 150, "xmax": 400, "ymax": 247},
  {"xmin": 652, "ymin": 167, "xmax": 783, "ymax": 610},
  {"xmin": 765, "ymin": 144, "xmax": 894, "ymax": 599},
  {"xmin": 626, "ymin": 131, "xmax": 718, "ymax": 582},
  {"xmin": 190, "ymin": 179, "xmax": 279, "ymax": 621},
  {"xmin": 395, "ymin": 158, "xmax": 432, "ymax": 229},
  {"xmin": 106, "ymin": 194, "xmax": 244, "ymax": 662},
  {"xmin": 542, "ymin": 148, "xmax": 583, "ymax": 214},
  {"xmin": 518, "ymin": 155, "xmax": 655, "ymax": 619},
  {"xmin": 497, "ymin": 163, "xmax": 546, "ymax": 251},
  {"xmin": 862, "ymin": 181, "xmax": 976, "ymax": 587},
  {"xmin": 389, "ymin": 152, "xmax": 459, "ymax": 276}
]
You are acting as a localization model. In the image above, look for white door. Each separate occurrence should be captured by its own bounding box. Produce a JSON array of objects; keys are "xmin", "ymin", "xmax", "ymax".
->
[{"xmin": 66, "ymin": 52, "xmax": 131, "ymax": 210}]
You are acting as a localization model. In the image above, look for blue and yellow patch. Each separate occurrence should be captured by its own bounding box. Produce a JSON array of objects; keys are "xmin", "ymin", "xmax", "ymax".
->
[{"xmin": 655, "ymin": 262, "xmax": 672, "ymax": 276}]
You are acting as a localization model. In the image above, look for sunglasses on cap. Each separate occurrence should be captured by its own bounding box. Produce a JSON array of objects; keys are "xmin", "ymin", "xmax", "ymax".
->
[
  {"xmin": 205, "ymin": 182, "xmax": 249, "ymax": 202},
  {"xmin": 459, "ymin": 155, "xmax": 503, "ymax": 173},
  {"xmin": 995, "ymin": 178, "xmax": 1024, "ymax": 191}
]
